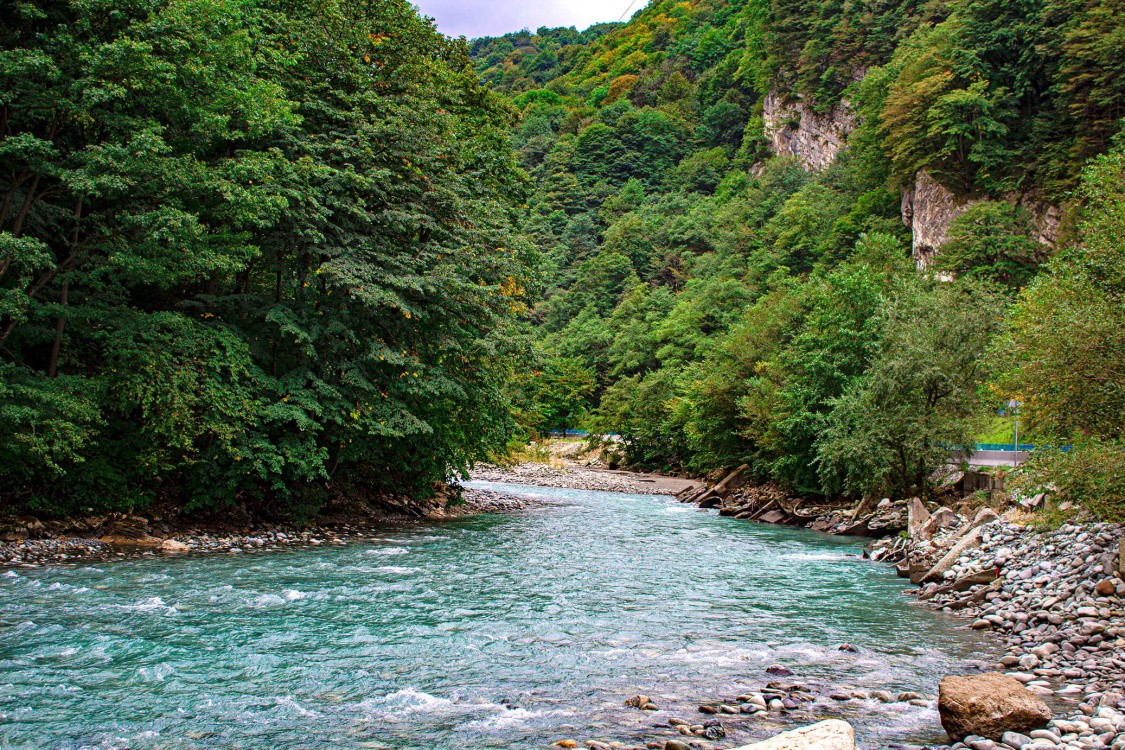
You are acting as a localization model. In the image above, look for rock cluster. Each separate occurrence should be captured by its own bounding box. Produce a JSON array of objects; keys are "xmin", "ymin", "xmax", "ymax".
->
[
  {"xmin": 867, "ymin": 512, "xmax": 1125, "ymax": 750},
  {"xmin": 460, "ymin": 487, "xmax": 530, "ymax": 513},
  {"xmin": 947, "ymin": 702, "xmax": 1125, "ymax": 750},
  {"xmin": 0, "ymin": 536, "xmax": 111, "ymax": 566},
  {"xmin": 884, "ymin": 520, "xmax": 1125, "ymax": 702},
  {"xmin": 679, "ymin": 465, "xmax": 910, "ymax": 538},
  {"xmin": 0, "ymin": 488, "xmax": 529, "ymax": 567}
]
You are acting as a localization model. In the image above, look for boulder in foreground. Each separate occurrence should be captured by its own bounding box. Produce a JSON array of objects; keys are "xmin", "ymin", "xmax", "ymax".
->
[
  {"xmin": 729, "ymin": 719, "xmax": 855, "ymax": 750},
  {"xmin": 938, "ymin": 673, "xmax": 1052, "ymax": 742}
]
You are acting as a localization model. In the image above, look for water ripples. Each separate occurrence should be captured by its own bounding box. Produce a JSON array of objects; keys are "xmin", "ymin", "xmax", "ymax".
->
[{"xmin": 0, "ymin": 482, "xmax": 996, "ymax": 749}]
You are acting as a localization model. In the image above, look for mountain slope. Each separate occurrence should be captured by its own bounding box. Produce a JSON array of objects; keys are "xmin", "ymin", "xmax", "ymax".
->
[{"xmin": 471, "ymin": 0, "xmax": 1125, "ymax": 509}]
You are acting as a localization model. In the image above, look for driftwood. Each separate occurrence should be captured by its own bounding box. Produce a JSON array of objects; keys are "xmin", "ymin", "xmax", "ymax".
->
[{"xmin": 748, "ymin": 498, "xmax": 780, "ymax": 522}]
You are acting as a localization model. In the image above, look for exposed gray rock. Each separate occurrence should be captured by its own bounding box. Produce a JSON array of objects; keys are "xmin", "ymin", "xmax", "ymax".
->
[
  {"xmin": 728, "ymin": 719, "xmax": 856, "ymax": 750},
  {"xmin": 909, "ymin": 498, "xmax": 933, "ymax": 540},
  {"xmin": 762, "ymin": 92, "xmax": 857, "ymax": 172}
]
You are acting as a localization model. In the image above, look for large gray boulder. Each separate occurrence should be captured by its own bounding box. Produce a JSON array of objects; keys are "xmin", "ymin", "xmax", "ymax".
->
[
  {"xmin": 908, "ymin": 498, "xmax": 932, "ymax": 539},
  {"xmin": 922, "ymin": 506, "xmax": 958, "ymax": 537},
  {"xmin": 729, "ymin": 720, "xmax": 855, "ymax": 750},
  {"xmin": 938, "ymin": 673, "xmax": 1052, "ymax": 742}
]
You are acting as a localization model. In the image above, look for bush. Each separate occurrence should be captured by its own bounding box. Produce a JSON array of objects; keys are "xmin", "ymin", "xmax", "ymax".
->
[{"xmin": 1015, "ymin": 441, "xmax": 1125, "ymax": 523}]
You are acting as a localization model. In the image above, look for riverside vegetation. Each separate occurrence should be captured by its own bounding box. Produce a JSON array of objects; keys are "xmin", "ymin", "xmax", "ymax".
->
[
  {"xmin": 1, "ymin": 0, "xmax": 1123, "ymax": 526},
  {"xmin": 0, "ymin": 0, "xmax": 534, "ymax": 519},
  {"xmin": 469, "ymin": 0, "xmax": 1125, "ymax": 520}
]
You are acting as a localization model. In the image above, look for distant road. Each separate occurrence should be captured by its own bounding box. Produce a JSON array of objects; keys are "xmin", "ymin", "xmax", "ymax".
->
[{"xmin": 966, "ymin": 449, "xmax": 1029, "ymax": 467}]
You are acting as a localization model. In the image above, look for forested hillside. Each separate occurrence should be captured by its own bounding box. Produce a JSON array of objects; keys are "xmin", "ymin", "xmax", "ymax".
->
[
  {"xmin": 2, "ymin": 0, "xmax": 1121, "ymax": 520},
  {"xmin": 0, "ymin": 0, "xmax": 532, "ymax": 515},
  {"xmin": 471, "ymin": 0, "xmax": 1125, "ymax": 512}
]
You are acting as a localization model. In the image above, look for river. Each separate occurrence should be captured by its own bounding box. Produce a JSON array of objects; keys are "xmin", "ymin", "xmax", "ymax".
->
[{"xmin": 0, "ymin": 482, "xmax": 995, "ymax": 749}]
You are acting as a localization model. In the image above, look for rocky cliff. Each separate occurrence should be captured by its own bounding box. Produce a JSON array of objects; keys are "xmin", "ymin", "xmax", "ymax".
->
[
  {"xmin": 761, "ymin": 94, "xmax": 1061, "ymax": 265},
  {"xmin": 762, "ymin": 91, "xmax": 857, "ymax": 172},
  {"xmin": 900, "ymin": 171, "xmax": 980, "ymax": 266},
  {"xmin": 901, "ymin": 172, "xmax": 1062, "ymax": 267}
]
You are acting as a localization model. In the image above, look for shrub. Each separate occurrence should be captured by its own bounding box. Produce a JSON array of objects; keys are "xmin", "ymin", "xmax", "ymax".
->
[{"xmin": 1015, "ymin": 441, "xmax": 1125, "ymax": 523}]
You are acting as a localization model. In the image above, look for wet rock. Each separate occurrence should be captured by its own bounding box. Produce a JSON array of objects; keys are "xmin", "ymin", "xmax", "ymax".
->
[
  {"xmin": 939, "ymin": 673, "xmax": 1053, "ymax": 742},
  {"xmin": 766, "ymin": 665, "xmax": 794, "ymax": 676},
  {"xmin": 704, "ymin": 723, "xmax": 726, "ymax": 739}
]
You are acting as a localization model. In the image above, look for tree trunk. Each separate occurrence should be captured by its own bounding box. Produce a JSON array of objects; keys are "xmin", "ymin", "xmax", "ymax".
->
[{"xmin": 47, "ymin": 279, "xmax": 67, "ymax": 377}]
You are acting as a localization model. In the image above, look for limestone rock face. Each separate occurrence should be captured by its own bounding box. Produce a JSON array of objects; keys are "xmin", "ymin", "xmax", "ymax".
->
[
  {"xmin": 938, "ymin": 673, "xmax": 1052, "ymax": 742},
  {"xmin": 901, "ymin": 171, "xmax": 980, "ymax": 267},
  {"xmin": 901, "ymin": 171, "xmax": 1060, "ymax": 268},
  {"xmin": 763, "ymin": 92, "xmax": 857, "ymax": 172},
  {"xmin": 729, "ymin": 719, "xmax": 855, "ymax": 750}
]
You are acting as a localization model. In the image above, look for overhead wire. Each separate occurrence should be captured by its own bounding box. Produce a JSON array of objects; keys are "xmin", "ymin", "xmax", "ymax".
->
[{"xmin": 617, "ymin": 0, "xmax": 643, "ymax": 22}]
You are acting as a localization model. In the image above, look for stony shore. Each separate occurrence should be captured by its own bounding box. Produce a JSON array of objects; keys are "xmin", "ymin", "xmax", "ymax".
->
[
  {"xmin": 482, "ymin": 463, "xmax": 1125, "ymax": 750},
  {"xmin": 471, "ymin": 462, "xmax": 700, "ymax": 495},
  {"xmin": 0, "ymin": 486, "xmax": 528, "ymax": 568},
  {"xmin": 873, "ymin": 519, "xmax": 1125, "ymax": 750}
]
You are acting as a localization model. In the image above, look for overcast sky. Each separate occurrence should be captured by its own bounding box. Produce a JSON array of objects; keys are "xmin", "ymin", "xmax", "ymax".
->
[{"xmin": 414, "ymin": 0, "xmax": 649, "ymax": 39}]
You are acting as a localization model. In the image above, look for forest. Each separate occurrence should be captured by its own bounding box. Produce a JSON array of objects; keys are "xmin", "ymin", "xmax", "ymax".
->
[
  {"xmin": 470, "ymin": 0, "xmax": 1125, "ymax": 515},
  {"xmin": 0, "ymin": 0, "xmax": 533, "ymax": 514},
  {"xmin": 1, "ymin": 0, "xmax": 1123, "ymax": 520}
]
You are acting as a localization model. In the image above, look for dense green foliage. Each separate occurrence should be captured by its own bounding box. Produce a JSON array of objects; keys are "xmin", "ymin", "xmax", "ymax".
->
[
  {"xmin": 999, "ymin": 141, "xmax": 1125, "ymax": 520},
  {"xmin": 0, "ymin": 0, "xmax": 532, "ymax": 514},
  {"xmin": 4, "ymin": 0, "xmax": 1122, "ymax": 518},
  {"xmin": 470, "ymin": 0, "xmax": 1125, "ymax": 505}
]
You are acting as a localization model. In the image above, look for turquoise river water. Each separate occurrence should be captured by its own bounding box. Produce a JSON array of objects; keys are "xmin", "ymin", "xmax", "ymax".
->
[{"xmin": 0, "ymin": 482, "xmax": 996, "ymax": 750}]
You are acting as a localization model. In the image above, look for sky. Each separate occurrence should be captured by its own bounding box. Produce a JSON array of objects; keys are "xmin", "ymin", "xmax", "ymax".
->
[{"xmin": 413, "ymin": 0, "xmax": 649, "ymax": 39}]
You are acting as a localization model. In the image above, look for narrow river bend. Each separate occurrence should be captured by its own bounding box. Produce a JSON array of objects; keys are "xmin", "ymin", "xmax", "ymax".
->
[{"xmin": 0, "ymin": 483, "xmax": 995, "ymax": 749}]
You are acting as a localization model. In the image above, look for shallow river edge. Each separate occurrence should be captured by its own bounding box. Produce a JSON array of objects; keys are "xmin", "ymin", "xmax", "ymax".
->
[{"xmin": 651, "ymin": 463, "xmax": 1125, "ymax": 750}]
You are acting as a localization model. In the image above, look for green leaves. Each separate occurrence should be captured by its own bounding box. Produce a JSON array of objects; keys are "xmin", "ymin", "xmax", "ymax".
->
[
  {"xmin": 991, "ymin": 142, "xmax": 1125, "ymax": 443},
  {"xmin": 816, "ymin": 277, "xmax": 1005, "ymax": 499},
  {"xmin": 0, "ymin": 0, "xmax": 531, "ymax": 514}
]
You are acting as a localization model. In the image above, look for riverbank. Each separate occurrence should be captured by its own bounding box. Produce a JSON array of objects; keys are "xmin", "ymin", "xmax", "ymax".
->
[
  {"xmin": 670, "ymin": 472, "xmax": 1125, "ymax": 750},
  {"xmin": 876, "ymin": 519, "xmax": 1125, "ymax": 750},
  {"xmin": 0, "ymin": 486, "xmax": 528, "ymax": 567},
  {"xmin": 477, "ymin": 464, "xmax": 1124, "ymax": 750},
  {"xmin": 471, "ymin": 462, "xmax": 701, "ymax": 495}
]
